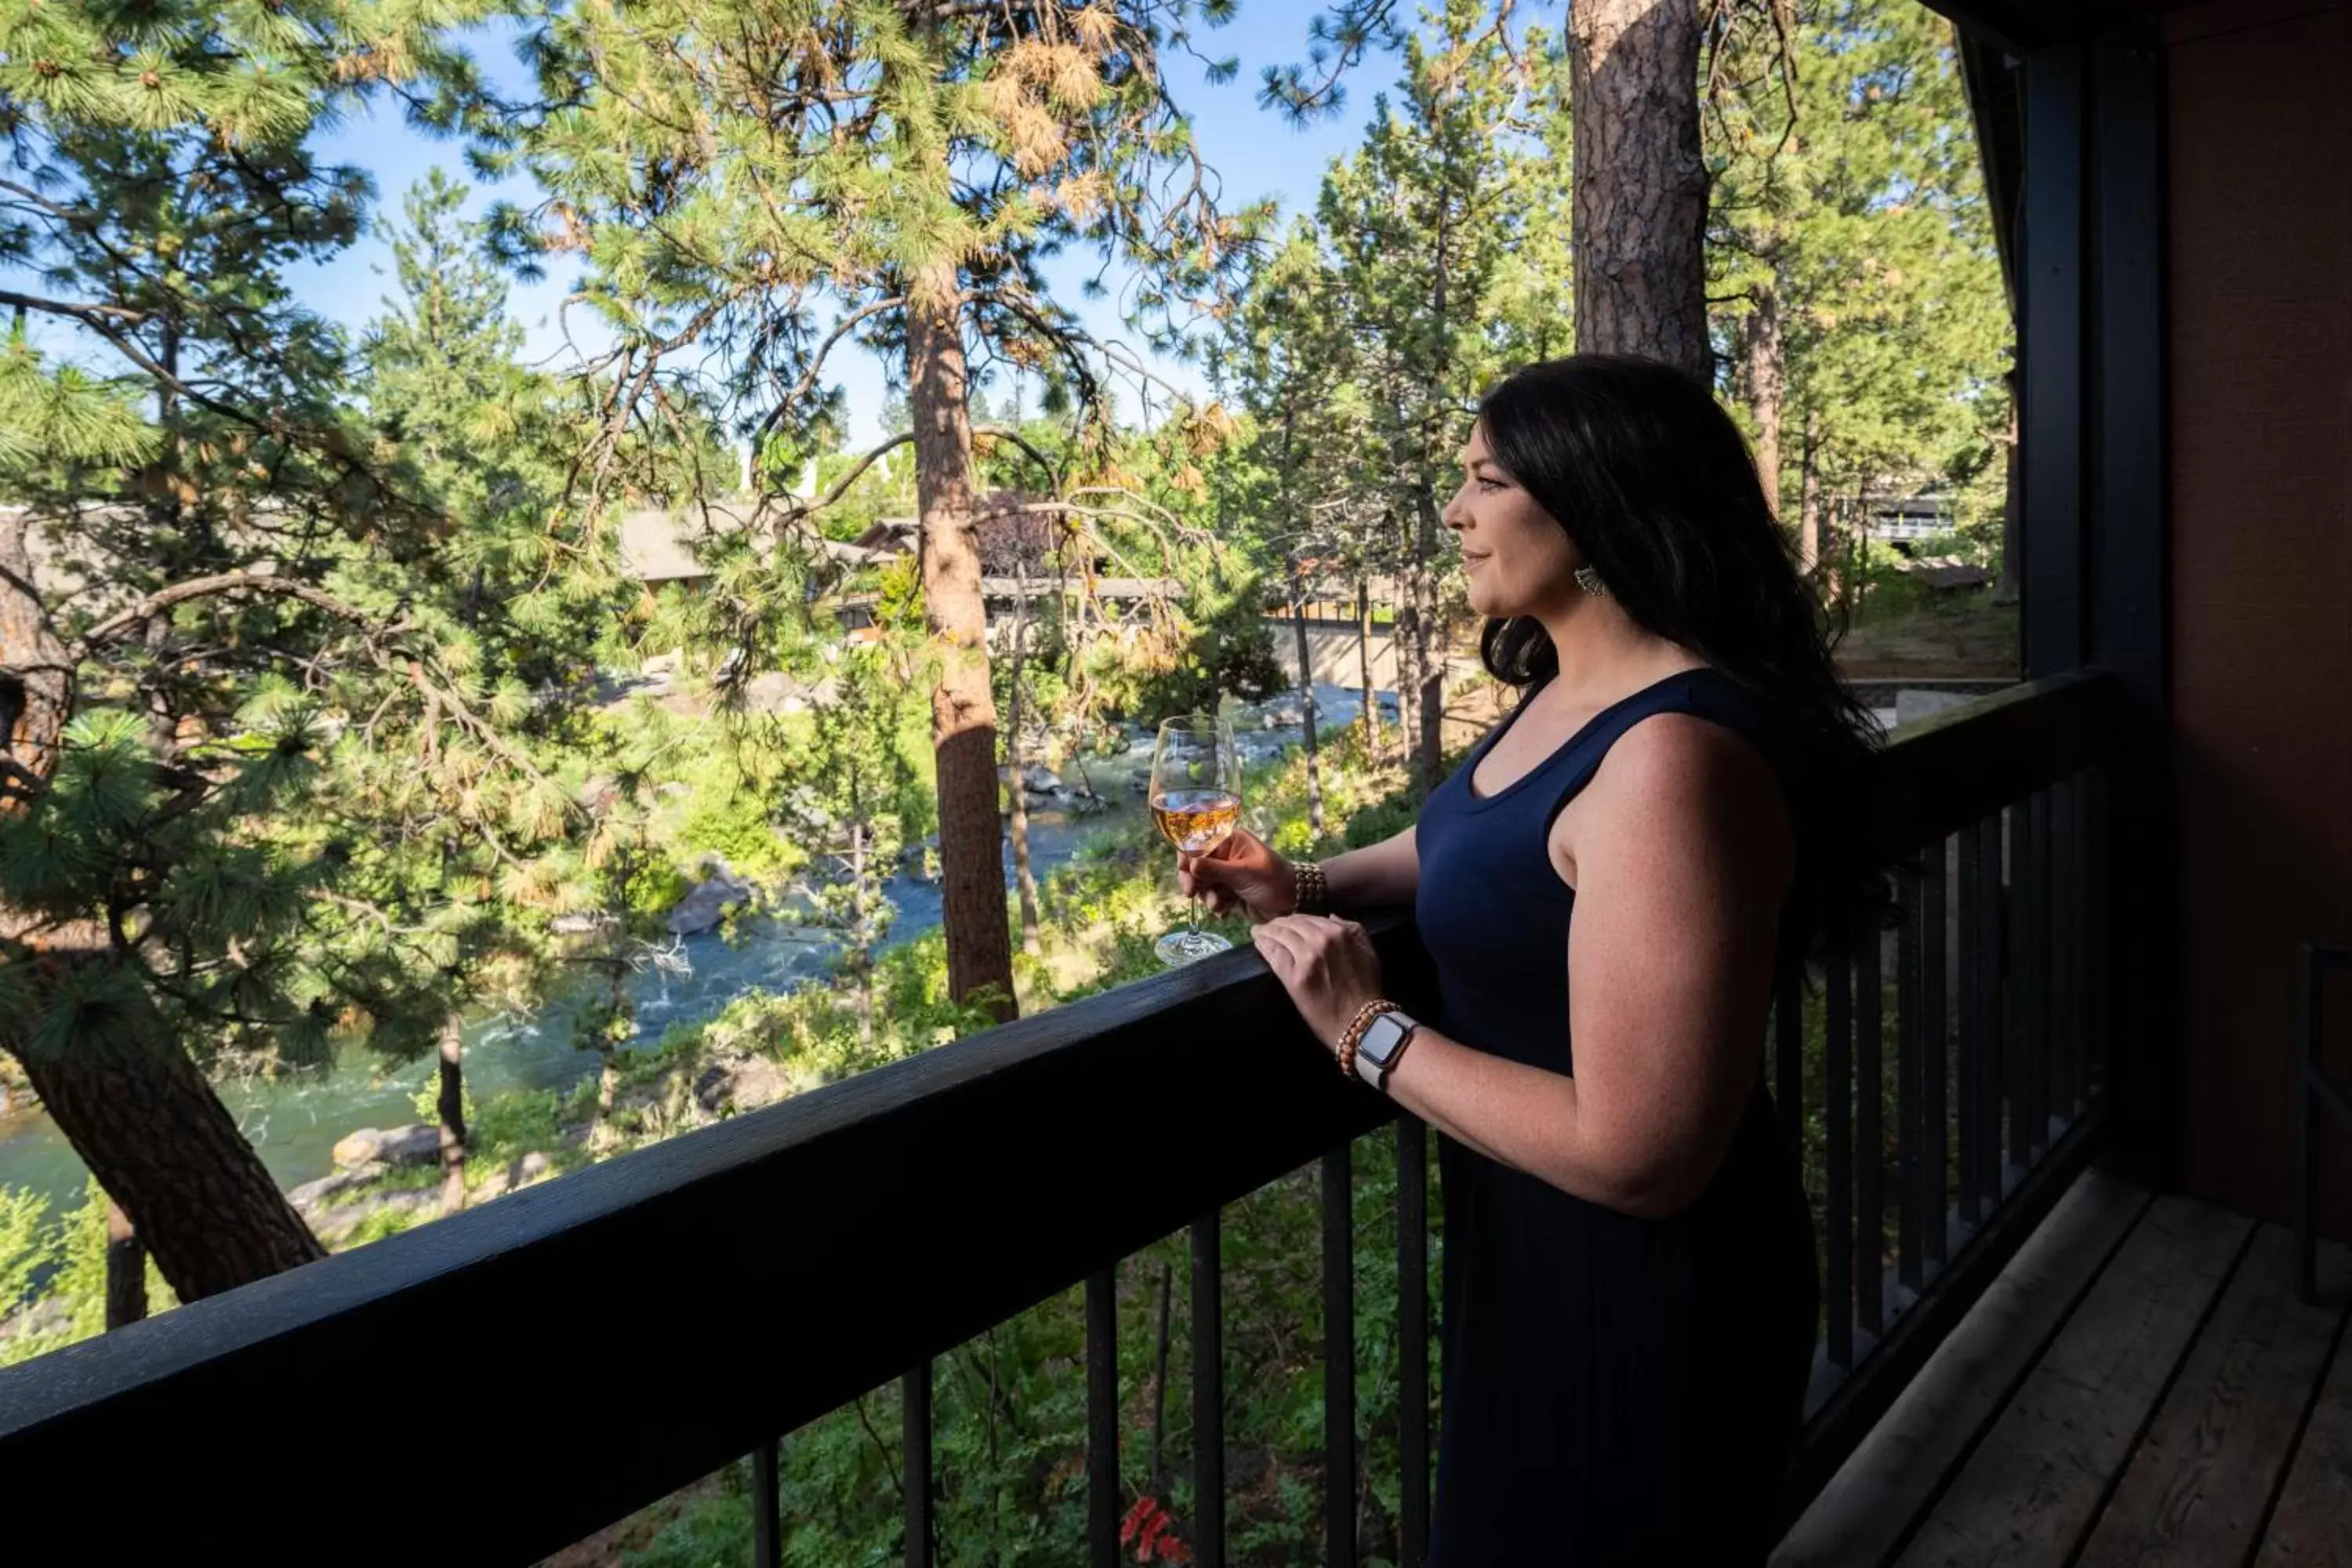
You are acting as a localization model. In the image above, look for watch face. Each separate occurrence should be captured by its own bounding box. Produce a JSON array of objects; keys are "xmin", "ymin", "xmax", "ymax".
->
[{"xmin": 1360, "ymin": 1012, "xmax": 1408, "ymax": 1065}]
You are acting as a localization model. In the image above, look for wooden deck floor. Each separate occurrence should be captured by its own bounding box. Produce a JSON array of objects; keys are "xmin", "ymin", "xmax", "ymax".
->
[{"xmin": 1776, "ymin": 1168, "xmax": 2352, "ymax": 1567}]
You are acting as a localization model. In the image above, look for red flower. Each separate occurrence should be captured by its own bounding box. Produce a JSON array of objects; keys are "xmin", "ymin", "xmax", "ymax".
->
[
  {"xmin": 1117, "ymin": 1496, "xmax": 1189, "ymax": 1565},
  {"xmin": 1119, "ymin": 1496, "xmax": 1160, "ymax": 1548}
]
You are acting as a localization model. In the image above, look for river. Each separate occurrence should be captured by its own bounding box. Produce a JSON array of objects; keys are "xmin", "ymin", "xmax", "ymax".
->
[{"xmin": 0, "ymin": 684, "xmax": 1397, "ymax": 1218}]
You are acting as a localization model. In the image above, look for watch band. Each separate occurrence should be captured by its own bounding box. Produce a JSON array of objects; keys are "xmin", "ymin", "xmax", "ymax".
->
[{"xmin": 1353, "ymin": 1007, "xmax": 1420, "ymax": 1093}]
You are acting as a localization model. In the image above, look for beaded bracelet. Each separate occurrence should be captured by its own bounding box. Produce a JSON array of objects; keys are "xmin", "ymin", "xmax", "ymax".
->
[
  {"xmin": 1333, "ymin": 996, "xmax": 1393, "ymax": 1083},
  {"xmin": 1292, "ymin": 858, "xmax": 1330, "ymax": 916}
]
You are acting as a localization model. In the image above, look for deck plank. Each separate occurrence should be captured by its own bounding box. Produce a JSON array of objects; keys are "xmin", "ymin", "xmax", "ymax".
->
[
  {"xmin": 1892, "ymin": 1196, "xmax": 2255, "ymax": 1568},
  {"xmin": 2252, "ymin": 1254, "xmax": 2352, "ymax": 1567},
  {"xmin": 2076, "ymin": 1228, "xmax": 2351, "ymax": 1566},
  {"xmin": 1772, "ymin": 1168, "xmax": 2153, "ymax": 1567}
]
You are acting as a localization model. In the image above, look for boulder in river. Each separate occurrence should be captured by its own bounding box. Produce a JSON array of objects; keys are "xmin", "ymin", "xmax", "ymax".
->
[
  {"xmin": 330, "ymin": 1124, "xmax": 440, "ymax": 1171},
  {"xmin": 666, "ymin": 870, "xmax": 753, "ymax": 935},
  {"xmin": 289, "ymin": 1165, "xmax": 379, "ymax": 1210}
]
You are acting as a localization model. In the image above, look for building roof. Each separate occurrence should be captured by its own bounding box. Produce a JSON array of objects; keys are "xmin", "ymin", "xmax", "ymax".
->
[{"xmin": 616, "ymin": 502, "xmax": 761, "ymax": 583}]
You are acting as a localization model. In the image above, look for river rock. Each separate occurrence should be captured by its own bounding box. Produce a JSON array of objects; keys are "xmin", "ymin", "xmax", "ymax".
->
[
  {"xmin": 330, "ymin": 1125, "xmax": 439, "ymax": 1171},
  {"xmin": 666, "ymin": 872, "xmax": 753, "ymax": 936},
  {"xmin": 1018, "ymin": 763, "xmax": 1062, "ymax": 796},
  {"xmin": 289, "ymin": 1165, "xmax": 379, "ymax": 1210},
  {"xmin": 692, "ymin": 1055, "xmax": 791, "ymax": 1116},
  {"xmin": 515, "ymin": 1151, "xmax": 555, "ymax": 1183}
]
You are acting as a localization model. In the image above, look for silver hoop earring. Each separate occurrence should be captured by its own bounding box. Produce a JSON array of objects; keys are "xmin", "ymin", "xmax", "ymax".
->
[{"xmin": 1574, "ymin": 564, "xmax": 1611, "ymax": 598}]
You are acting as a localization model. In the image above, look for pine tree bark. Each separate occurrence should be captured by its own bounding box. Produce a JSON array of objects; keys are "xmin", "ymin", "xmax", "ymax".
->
[
  {"xmin": 1356, "ymin": 579, "xmax": 1381, "ymax": 760},
  {"xmin": 906, "ymin": 285, "xmax": 1016, "ymax": 1022},
  {"xmin": 437, "ymin": 1012, "xmax": 466, "ymax": 1217},
  {"xmin": 1005, "ymin": 564, "xmax": 1042, "ymax": 957},
  {"xmin": 0, "ymin": 514, "xmax": 68, "ymax": 799},
  {"xmin": 104, "ymin": 1198, "xmax": 146, "ymax": 1330},
  {"xmin": 1569, "ymin": 0, "xmax": 1711, "ymax": 382},
  {"xmin": 9, "ymin": 994, "xmax": 324, "ymax": 1302},
  {"xmin": 1742, "ymin": 283, "xmax": 1787, "ymax": 528}
]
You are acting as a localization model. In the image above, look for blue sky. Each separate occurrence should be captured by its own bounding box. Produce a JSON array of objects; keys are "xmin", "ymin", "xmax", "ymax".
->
[{"xmin": 288, "ymin": 9, "xmax": 1403, "ymax": 448}]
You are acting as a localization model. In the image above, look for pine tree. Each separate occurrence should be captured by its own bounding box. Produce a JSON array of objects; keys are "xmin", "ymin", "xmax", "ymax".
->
[
  {"xmin": 463, "ymin": 1, "xmax": 1260, "ymax": 1023},
  {"xmin": 0, "ymin": 0, "xmax": 575, "ymax": 1304},
  {"xmin": 337, "ymin": 169, "xmax": 632, "ymax": 1215},
  {"xmin": 1310, "ymin": 4, "xmax": 1525, "ymax": 790},
  {"xmin": 1707, "ymin": 0, "xmax": 2009, "ymax": 578}
]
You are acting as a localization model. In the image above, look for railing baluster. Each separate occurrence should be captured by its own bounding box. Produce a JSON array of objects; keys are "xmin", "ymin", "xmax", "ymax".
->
[
  {"xmin": 2086, "ymin": 768, "xmax": 2111, "ymax": 1102},
  {"xmin": 2005, "ymin": 799, "xmax": 2035, "ymax": 1164},
  {"xmin": 2068, "ymin": 771, "xmax": 2091, "ymax": 1116},
  {"xmin": 1896, "ymin": 855, "xmax": 1924, "ymax": 1296},
  {"xmin": 1979, "ymin": 811, "xmax": 2007, "ymax": 1205},
  {"xmin": 2050, "ymin": 776, "xmax": 2078, "ymax": 1125},
  {"xmin": 1826, "ymin": 918, "xmax": 1855, "ymax": 1370},
  {"xmin": 1956, "ymin": 822, "xmax": 1984, "ymax": 1226},
  {"xmin": 2026, "ymin": 789, "xmax": 2052, "ymax": 1156},
  {"xmin": 1775, "ymin": 962, "xmax": 1804, "ymax": 1146},
  {"xmin": 1857, "ymin": 902, "xmax": 1885, "ymax": 1341},
  {"xmin": 1087, "ymin": 1268, "xmax": 1117, "ymax": 1568},
  {"xmin": 1322, "ymin": 1145, "xmax": 1356, "ymax": 1567},
  {"xmin": 753, "ymin": 1439, "xmax": 781, "ymax": 1568},
  {"xmin": 1191, "ymin": 1214, "xmax": 1224, "ymax": 1568},
  {"xmin": 1397, "ymin": 1119, "xmax": 1430, "ymax": 1568},
  {"xmin": 903, "ymin": 1363, "xmax": 931, "ymax": 1568},
  {"xmin": 1923, "ymin": 837, "xmax": 1948, "ymax": 1272}
]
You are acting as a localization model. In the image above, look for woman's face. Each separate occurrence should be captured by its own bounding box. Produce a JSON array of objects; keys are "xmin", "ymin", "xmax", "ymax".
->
[{"xmin": 1442, "ymin": 422, "xmax": 1581, "ymax": 622}]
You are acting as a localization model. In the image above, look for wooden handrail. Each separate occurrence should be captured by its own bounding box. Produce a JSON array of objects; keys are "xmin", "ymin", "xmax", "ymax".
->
[{"xmin": 0, "ymin": 669, "xmax": 2125, "ymax": 1564}]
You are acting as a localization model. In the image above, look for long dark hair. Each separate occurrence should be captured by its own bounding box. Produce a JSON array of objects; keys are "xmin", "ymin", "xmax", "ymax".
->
[
  {"xmin": 1475, "ymin": 354, "xmax": 1881, "ymax": 943},
  {"xmin": 1477, "ymin": 354, "xmax": 1874, "ymax": 771}
]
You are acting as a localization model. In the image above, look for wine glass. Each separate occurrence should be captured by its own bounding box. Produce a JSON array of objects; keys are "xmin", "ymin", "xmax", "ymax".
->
[{"xmin": 1149, "ymin": 713, "xmax": 1243, "ymax": 966}]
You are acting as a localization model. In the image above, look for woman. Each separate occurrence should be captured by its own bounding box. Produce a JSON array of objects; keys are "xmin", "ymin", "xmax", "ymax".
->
[{"xmin": 1180, "ymin": 354, "xmax": 1874, "ymax": 1564}]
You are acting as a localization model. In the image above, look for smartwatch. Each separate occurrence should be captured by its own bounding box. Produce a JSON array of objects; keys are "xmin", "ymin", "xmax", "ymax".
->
[{"xmin": 1353, "ymin": 1008, "xmax": 1420, "ymax": 1093}]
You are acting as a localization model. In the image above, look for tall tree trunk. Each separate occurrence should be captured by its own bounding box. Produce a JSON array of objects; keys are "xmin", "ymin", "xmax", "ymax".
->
[
  {"xmin": 104, "ymin": 1198, "xmax": 146, "ymax": 1330},
  {"xmin": 1994, "ymin": 367, "xmax": 2021, "ymax": 603},
  {"xmin": 1356, "ymin": 579, "xmax": 1381, "ymax": 760},
  {"xmin": 905, "ymin": 284, "xmax": 1016, "ymax": 1023},
  {"xmin": 9, "ymin": 1004, "xmax": 324, "ymax": 1302},
  {"xmin": 1005, "ymin": 564, "xmax": 1041, "ymax": 956},
  {"xmin": 1409, "ymin": 488, "xmax": 1444, "ymax": 793},
  {"xmin": 436, "ymin": 1012, "xmax": 466, "ymax": 1217},
  {"xmin": 0, "ymin": 514, "xmax": 68, "ymax": 804},
  {"xmin": 1569, "ymin": 0, "xmax": 1711, "ymax": 383},
  {"xmin": 1800, "ymin": 410, "xmax": 1825, "ymax": 589},
  {"xmin": 1743, "ymin": 282, "xmax": 1787, "ymax": 528},
  {"xmin": 1290, "ymin": 564, "xmax": 1324, "ymax": 843}
]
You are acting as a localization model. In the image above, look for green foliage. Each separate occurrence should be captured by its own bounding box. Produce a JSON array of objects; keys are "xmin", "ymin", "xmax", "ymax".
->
[
  {"xmin": 0, "ymin": 1180, "xmax": 176, "ymax": 1367},
  {"xmin": 0, "ymin": 1185, "xmax": 54, "ymax": 1329},
  {"xmin": 1710, "ymin": 0, "xmax": 2012, "ymax": 532}
]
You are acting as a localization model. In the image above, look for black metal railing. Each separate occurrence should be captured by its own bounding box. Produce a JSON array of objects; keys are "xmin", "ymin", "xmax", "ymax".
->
[
  {"xmin": 0, "ymin": 671, "xmax": 2124, "ymax": 1566},
  {"xmin": 2296, "ymin": 941, "xmax": 2352, "ymax": 1305}
]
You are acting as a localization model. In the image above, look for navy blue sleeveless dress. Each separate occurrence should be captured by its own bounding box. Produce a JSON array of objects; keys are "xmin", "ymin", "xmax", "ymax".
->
[{"xmin": 1414, "ymin": 667, "xmax": 1819, "ymax": 1566}]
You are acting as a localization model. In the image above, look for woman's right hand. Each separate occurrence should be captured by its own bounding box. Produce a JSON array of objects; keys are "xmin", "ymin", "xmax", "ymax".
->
[{"xmin": 1178, "ymin": 828, "xmax": 1299, "ymax": 923}]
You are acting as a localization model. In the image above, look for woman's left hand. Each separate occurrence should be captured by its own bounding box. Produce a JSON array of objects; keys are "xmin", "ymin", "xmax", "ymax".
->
[{"xmin": 1251, "ymin": 914, "xmax": 1386, "ymax": 1051}]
